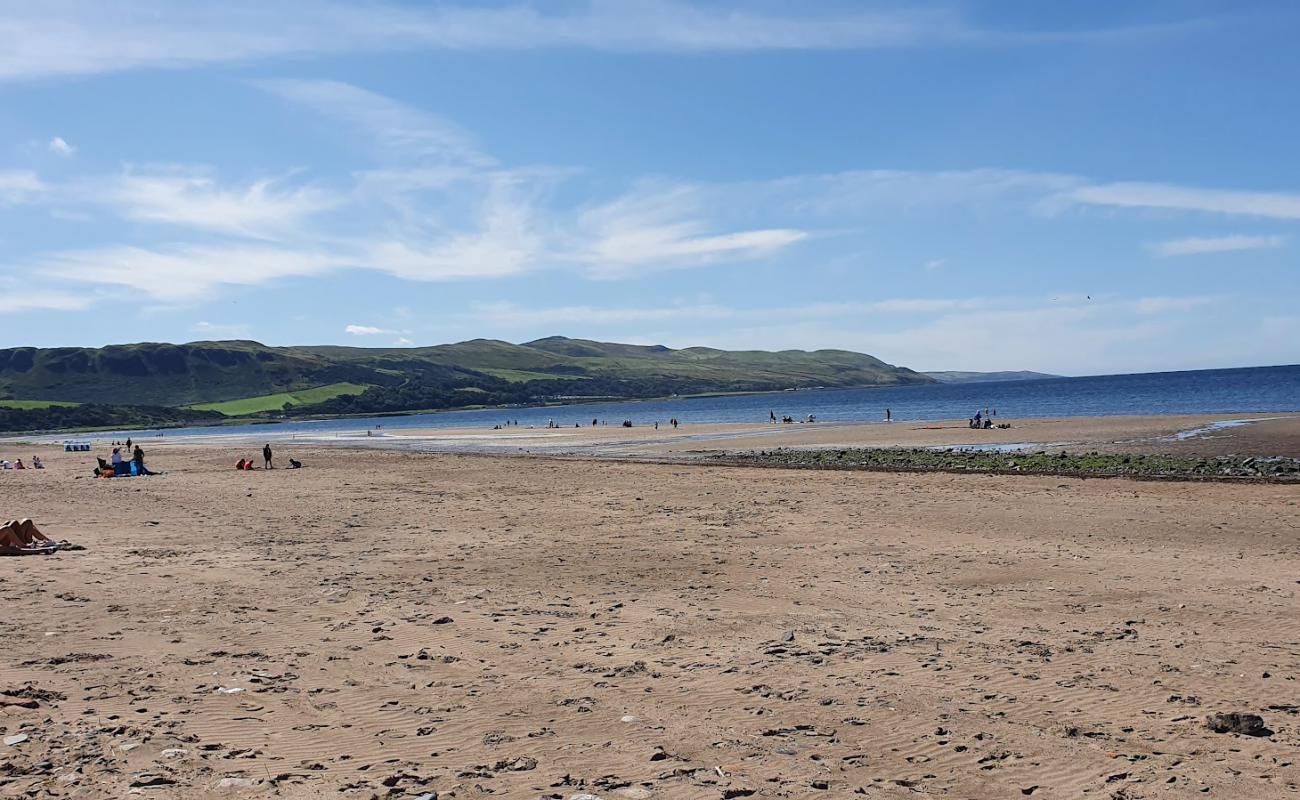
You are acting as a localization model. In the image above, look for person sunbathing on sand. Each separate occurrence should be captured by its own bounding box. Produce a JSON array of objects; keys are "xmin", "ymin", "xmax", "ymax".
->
[
  {"xmin": 0, "ymin": 519, "xmax": 81, "ymax": 555},
  {"xmin": 1, "ymin": 519, "xmax": 54, "ymax": 550}
]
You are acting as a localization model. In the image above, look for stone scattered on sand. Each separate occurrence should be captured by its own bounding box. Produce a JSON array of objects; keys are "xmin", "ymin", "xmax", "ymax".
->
[
  {"xmin": 3, "ymin": 733, "xmax": 30, "ymax": 746},
  {"xmin": 1205, "ymin": 712, "xmax": 1268, "ymax": 735},
  {"xmin": 129, "ymin": 773, "xmax": 177, "ymax": 788},
  {"xmin": 215, "ymin": 776, "xmax": 260, "ymax": 790}
]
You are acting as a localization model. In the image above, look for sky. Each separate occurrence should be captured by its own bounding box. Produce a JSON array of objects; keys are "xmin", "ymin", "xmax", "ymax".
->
[{"xmin": 1, "ymin": 0, "xmax": 1298, "ymax": 375}]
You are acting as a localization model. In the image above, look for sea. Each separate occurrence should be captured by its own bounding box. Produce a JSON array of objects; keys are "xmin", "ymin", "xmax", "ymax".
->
[{"xmin": 67, "ymin": 363, "xmax": 1300, "ymax": 442}]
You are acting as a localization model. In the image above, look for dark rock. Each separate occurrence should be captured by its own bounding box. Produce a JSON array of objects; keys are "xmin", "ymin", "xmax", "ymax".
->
[
  {"xmin": 130, "ymin": 774, "xmax": 176, "ymax": 787},
  {"xmin": 1205, "ymin": 712, "xmax": 1271, "ymax": 736}
]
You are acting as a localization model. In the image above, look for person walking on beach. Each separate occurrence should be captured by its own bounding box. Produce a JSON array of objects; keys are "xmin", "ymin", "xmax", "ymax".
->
[
  {"xmin": 770, "ymin": 410, "xmax": 776, "ymax": 423},
  {"xmin": 885, "ymin": 408, "xmax": 891, "ymax": 423},
  {"xmin": 263, "ymin": 443, "xmax": 273, "ymax": 469}
]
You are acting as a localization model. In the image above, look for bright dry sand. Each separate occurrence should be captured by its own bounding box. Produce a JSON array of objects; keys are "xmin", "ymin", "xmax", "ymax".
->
[{"xmin": 2, "ymin": 438, "xmax": 1299, "ymax": 798}]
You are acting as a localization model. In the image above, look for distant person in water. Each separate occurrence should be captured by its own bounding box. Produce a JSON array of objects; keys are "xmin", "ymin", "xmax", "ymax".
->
[
  {"xmin": 263, "ymin": 443, "xmax": 273, "ymax": 469},
  {"xmin": 885, "ymin": 408, "xmax": 891, "ymax": 422},
  {"xmin": 770, "ymin": 410, "xmax": 776, "ymax": 423}
]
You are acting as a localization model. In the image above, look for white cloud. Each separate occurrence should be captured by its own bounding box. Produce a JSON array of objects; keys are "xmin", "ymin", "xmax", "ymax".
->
[
  {"xmin": 88, "ymin": 168, "xmax": 341, "ymax": 238},
  {"xmin": 1072, "ymin": 182, "xmax": 1300, "ymax": 220},
  {"xmin": 1148, "ymin": 234, "xmax": 1286, "ymax": 258},
  {"xmin": 395, "ymin": 336, "xmax": 414, "ymax": 346},
  {"xmin": 0, "ymin": 2, "xmax": 1193, "ymax": 82},
  {"xmin": 344, "ymin": 324, "xmax": 394, "ymax": 336},
  {"xmin": 47, "ymin": 136, "xmax": 75, "ymax": 156},
  {"xmin": 36, "ymin": 244, "xmax": 348, "ymax": 302},
  {"xmin": 574, "ymin": 184, "xmax": 807, "ymax": 276},
  {"xmin": 0, "ymin": 170, "xmax": 44, "ymax": 205}
]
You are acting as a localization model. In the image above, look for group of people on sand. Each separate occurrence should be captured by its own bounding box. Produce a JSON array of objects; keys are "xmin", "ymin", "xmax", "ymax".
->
[
  {"xmin": 969, "ymin": 408, "xmax": 1011, "ymax": 430},
  {"xmin": 1, "ymin": 456, "xmax": 42, "ymax": 470},
  {"xmin": 95, "ymin": 444, "xmax": 156, "ymax": 477},
  {"xmin": 0, "ymin": 518, "xmax": 81, "ymax": 556},
  {"xmin": 235, "ymin": 444, "xmax": 301, "ymax": 470},
  {"xmin": 770, "ymin": 411, "xmax": 817, "ymax": 424}
]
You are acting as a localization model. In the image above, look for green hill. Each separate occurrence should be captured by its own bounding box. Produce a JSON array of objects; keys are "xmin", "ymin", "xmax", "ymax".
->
[{"xmin": 0, "ymin": 337, "xmax": 932, "ymax": 427}]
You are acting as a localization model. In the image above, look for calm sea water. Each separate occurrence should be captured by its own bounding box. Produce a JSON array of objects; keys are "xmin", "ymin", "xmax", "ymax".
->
[{"xmin": 83, "ymin": 363, "xmax": 1300, "ymax": 441}]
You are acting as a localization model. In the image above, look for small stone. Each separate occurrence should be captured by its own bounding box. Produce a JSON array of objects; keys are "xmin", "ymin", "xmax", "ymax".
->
[
  {"xmin": 569, "ymin": 795, "xmax": 605, "ymax": 800},
  {"xmin": 215, "ymin": 777, "xmax": 259, "ymax": 790},
  {"xmin": 161, "ymin": 748, "xmax": 188, "ymax": 758},
  {"xmin": 3, "ymin": 733, "xmax": 29, "ymax": 746},
  {"xmin": 120, "ymin": 741, "xmax": 142, "ymax": 752},
  {"xmin": 612, "ymin": 788, "xmax": 653, "ymax": 799},
  {"xmin": 782, "ymin": 630, "xmax": 796, "ymax": 643},
  {"xmin": 620, "ymin": 714, "xmax": 640, "ymax": 723},
  {"xmin": 433, "ymin": 616, "xmax": 455, "ymax": 625}
]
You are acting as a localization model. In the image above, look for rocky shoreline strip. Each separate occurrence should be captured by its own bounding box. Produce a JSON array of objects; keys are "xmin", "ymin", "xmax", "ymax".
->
[{"xmin": 704, "ymin": 447, "xmax": 1300, "ymax": 482}]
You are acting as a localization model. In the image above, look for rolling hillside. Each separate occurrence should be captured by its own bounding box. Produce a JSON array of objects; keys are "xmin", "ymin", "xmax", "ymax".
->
[{"xmin": 0, "ymin": 337, "xmax": 932, "ymax": 427}]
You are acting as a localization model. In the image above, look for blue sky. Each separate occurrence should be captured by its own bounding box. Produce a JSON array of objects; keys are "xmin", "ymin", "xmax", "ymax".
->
[{"xmin": 1, "ymin": 0, "xmax": 1298, "ymax": 375}]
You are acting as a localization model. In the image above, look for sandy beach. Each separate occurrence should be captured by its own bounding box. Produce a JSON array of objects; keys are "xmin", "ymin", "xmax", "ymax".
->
[{"xmin": 2, "ymin": 420, "xmax": 1299, "ymax": 798}]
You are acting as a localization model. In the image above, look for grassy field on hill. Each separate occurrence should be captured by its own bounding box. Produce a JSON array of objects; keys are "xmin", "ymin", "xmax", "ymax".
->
[
  {"xmin": 189, "ymin": 382, "xmax": 371, "ymax": 416},
  {"xmin": 0, "ymin": 399, "xmax": 81, "ymax": 409}
]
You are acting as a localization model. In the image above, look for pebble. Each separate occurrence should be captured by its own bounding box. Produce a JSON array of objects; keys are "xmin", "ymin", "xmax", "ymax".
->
[
  {"xmin": 620, "ymin": 714, "xmax": 640, "ymax": 723},
  {"xmin": 215, "ymin": 777, "xmax": 259, "ymax": 789},
  {"xmin": 3, "ymin": 733, "xmax": 29, "ymax": 746},
  {"xmin": 215, "ymin": 687, "xmax": 245, "ymax": 695}
]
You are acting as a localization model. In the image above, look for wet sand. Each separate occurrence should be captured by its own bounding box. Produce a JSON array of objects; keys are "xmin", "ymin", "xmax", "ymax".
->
[
  {"xmin": 2, "ymin": 439, "xmax": 1299, "ymax": 798},
  {"xmin": 215, "ymin": 412, "xmax": 1300, "ymax": 458}
]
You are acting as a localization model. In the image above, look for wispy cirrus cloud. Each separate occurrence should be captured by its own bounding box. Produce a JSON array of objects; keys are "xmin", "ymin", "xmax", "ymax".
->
[
  {"xmin": 574, "ymin": 183, "xmax": 808, "ymax": 276},
  {"xmin": 1147, "ymin": 234, "xmax": 1286, "ymax": 257},
  {"xmin": 254, "ymin": 79, "xmax": 493, "ymax": 166},
  {"xmin": 0, "ymin": 1, "xmax": 1205, "ymax": 82},
  {"xmin": 11, "ymin": 81, "xmax": 1299, "ymax": 310},
  {"xmin": 36, "ymin": 244, "xmax": 349, "ymax": 302},
  {"xmin": 1072, "ymin": 182, "xmax": 1300, "ymax": 220},
  {"xmin": 91, "ymin": 168, "xmax": 342, "ymax": 238}
]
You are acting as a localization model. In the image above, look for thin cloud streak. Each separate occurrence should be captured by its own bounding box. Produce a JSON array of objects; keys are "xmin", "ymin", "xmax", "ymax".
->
[
  {"xmin": 1073, "ymin": 182, "xmax": 1300, "ymax": 220},
  {"xmin": 1148, "ymin": 234, "xmax": 1286, "ymax": 257},
  {"xmin": 0, "ymin": 1, "xmax": 1206, "ymax": 81}
]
